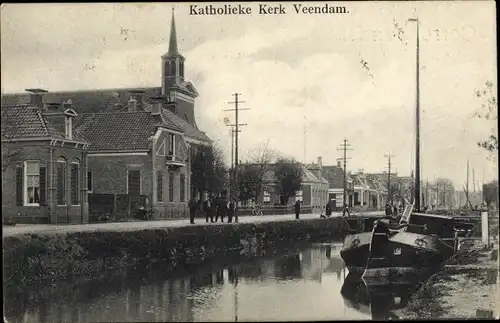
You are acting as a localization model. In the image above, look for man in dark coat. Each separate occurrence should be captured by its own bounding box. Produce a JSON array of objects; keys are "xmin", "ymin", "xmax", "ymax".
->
[
  {"xmin": 188, "ymin": 197, "xmax": 197, "ymax": 224},
  {"xmin": 227, "ymin": 198, "xmax": 235, "ymax": 223},
  {"xmin": 216, "ymin": 194, "xmax": 228, "ymax": 223},
  {"xmin": 295, "ymin": 200, "xmax": 301, "ymax": 220},
  {"xmin": 203, "ymin": 197, "xmax": 214, "ymax": 223},
  {"xmin": 325, "ymin": 202, "xmax": 332, "ymax": 217}
]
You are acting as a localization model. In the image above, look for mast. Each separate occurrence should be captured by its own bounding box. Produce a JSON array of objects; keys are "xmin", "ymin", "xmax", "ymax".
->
[
  {"xmin": 410, "ymin": 18, "xmax": 421, "ymax": 212},
  {"xmin": 466, "ymin": 160, "xmax": 470, "ymax": 208}
]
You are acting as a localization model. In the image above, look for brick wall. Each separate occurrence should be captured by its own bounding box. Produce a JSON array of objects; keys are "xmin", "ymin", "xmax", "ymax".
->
[{"xmin": 2, "ymin": 141, "xmax": 88, "ymax": 224}]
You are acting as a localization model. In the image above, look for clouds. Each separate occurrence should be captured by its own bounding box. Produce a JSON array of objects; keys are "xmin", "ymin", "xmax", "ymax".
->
[{"xmin": 1, "ymin": 2, "xmax": 497, "ymax": 187}]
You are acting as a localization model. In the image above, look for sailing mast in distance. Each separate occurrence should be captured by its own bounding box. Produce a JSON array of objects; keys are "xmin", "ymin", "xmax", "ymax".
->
[{"xmin": 408, "ymin": 17, "xmax": 421, "ymax": 212}]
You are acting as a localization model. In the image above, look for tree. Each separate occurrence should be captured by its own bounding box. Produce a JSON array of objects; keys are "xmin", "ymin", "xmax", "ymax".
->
[
  {"xmin": 434, "ymin": 178, "xmax": 455, "ymax": 208},
  {"xmin": 241, "ymin": 139, "xmax": 278, "ymax": 203},
  {"xmin": 191, "ymin": 143, "xmax": 228, "ymax": 198},
  {"xmin": 483, "ymin": 180, "xmax": 498, "ymax": 208},
  {"xmin": 274, "ymin": 158, "xmax": 304, "ymax": 205},
  {"xmin": 237, "ymin": 165, "xmax": 260, "ymax": 203},
  {"xmin": 474, "ymin": 81, "xmax": 498, "ymax": 155}
]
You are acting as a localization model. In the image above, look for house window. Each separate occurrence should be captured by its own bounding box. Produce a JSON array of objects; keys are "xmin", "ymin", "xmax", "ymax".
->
[
  {"xmin": 168, "ymin": 172, "xmax": 174, "ymax": 202},
  {"xmin": 87, "ymin": 171, "xmax": 93, "ymax": 193},
  {"xmin": 56, "ymin": 158, "xmax": 66, "ymax": 205},
  {"xmin": 157, "ymin": 172, "xmax": 164, "ymax": 203},
  {"xmin": 171, "ymin": 60, "xmax": 177, "ymax": 76},
  {"xmin": 127, "ymin": 170, "xmax": 141, "ymax": 196},
  {"xmin": 70, "ymin": 161, "xmax": 80, "ymax": 205},
  {"xmin": 156, "ymin": 139, "xmax": 166, "ymax": 156},
  {"xmin": 179, "ymin": 173, "xmax": 185, "ymax": 202},
  {"xmin": 263, "ymin": 191, "xmax": 271, "ymax": 203},
  {"xmin": 25, "ymin": 161, "xmax": 40, "ymax": 205},
  {"xmin": 168, "ymin": 133, "xmax": 175, "ymax": 156}
]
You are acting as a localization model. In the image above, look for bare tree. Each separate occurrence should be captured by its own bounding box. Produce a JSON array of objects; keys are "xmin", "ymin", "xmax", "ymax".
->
[
  {"xmin": 244, "ymin": 139, "xmax": 279, "ymax": 203},
  {"xmin": 474, "ymin": 81, "xmax": 498, "ymax": 156}
]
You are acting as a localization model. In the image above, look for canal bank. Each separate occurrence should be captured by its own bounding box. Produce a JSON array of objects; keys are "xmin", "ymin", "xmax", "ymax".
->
[
  {"xmin": 398, "ymin": 219, "xmax": 499, "ymax": 320},
  {"xmin": 3, "ymin": 217, "xmax": 354, "ymax": 290}
]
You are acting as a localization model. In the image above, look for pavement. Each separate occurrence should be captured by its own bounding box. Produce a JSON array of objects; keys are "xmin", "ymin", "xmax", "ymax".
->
[{"xmin": 2, "ymin": 211, "xmax": 384, "ymax": 238}]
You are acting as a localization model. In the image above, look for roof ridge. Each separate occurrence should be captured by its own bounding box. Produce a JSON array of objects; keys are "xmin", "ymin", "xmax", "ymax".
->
[{"xmin": 1, "ymin": 86, "xmax": 161, "ymax": 96}]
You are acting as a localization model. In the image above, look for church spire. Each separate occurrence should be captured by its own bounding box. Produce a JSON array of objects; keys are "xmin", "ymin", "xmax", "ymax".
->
[{"xmin": 168, "ymin": 8, "xmax": 179, "ymax": 56}]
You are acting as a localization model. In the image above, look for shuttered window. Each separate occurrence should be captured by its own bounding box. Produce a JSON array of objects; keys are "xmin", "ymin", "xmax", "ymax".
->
[
  {"xmin": 168, "ymin": 172, "xmax": 174, "ymax": 202},
  {"xmin": 179, "ymin": 173, "xmax": 185, "ymax": 202},
  {"xmin": 127, "ymin": 170, "xmax": 141, "ymax": 196},
  {"xmin": 39, "ymin": 166, "xmax": 47, "ymax": 205},
  {"xmin": 87, "ymin": 171, "xmax": 93, "ymax": 192},
  {"xmin": 57, "ymin": 159, "xmax": 66, "ymax": 205},
  {"xmin": 157, "ymin": 172, "xmax": 163, "ymax": 202},
  {"xmin": 16, "ymin": 166, "xmax": 23, "ymax": 206},
  {"xmin": 71, "ymin": 163, "xmax": 79, "ymax": 205}
]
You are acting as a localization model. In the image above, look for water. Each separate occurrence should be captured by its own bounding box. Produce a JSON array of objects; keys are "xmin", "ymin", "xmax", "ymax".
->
[{"xmin": 5, "ymin": 242, "xmax": 421, "ymax": 322}]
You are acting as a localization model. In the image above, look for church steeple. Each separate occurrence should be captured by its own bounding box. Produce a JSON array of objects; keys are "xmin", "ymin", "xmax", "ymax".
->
[
  {"xmin": 162, "ymin": 7, "xmax": 185, "ymax": 96},
  {"xmin": 168, "ymin": 8, "xmax": 179, "ymax": 56}
]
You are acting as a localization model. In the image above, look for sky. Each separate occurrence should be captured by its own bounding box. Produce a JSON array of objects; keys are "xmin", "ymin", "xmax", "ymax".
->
[{"xmin": 1, "ymin": 2, "xmax": 497, "ymax": 188}]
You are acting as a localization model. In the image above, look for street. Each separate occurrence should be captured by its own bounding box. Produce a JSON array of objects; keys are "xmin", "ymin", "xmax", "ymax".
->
[{"xmin": 2, "ymin": 211, "xmax": 383, "ymax": 238}]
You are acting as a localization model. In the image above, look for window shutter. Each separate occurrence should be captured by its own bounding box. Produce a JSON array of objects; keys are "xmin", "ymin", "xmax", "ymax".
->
[
  {"xmin": 39, "ymin": 166, "xmax": 47, "ymax": 205},
  {"xmin": 16, "ymin": 166, "xmax": 23, "ymax": 206}
]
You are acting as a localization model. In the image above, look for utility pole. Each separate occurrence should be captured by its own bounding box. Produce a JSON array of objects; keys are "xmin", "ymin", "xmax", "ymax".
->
[
  {"xmin": 228, "ymin": 128, "xmax": 236, "ymax": 201},
  {"xmin": 385, "ymin": 153, "xmax": 395, "ymax": 204},
  {"xmin": 225, "ymin": 93, "xmax": 249, "ymax": 223},
  {"xmin": 337, "ymin": 139, "xmax": 352, "ymax": 212}
]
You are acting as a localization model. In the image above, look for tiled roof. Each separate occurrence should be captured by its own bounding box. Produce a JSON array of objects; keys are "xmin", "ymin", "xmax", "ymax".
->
[
  {"xmin": 160, "ymin": 107, "xmax": 210, "ymax": 143},
  {"xmin": 74, "ymin": 112, "xmax": 171, "ymax": 152},
  {"xmin": 1, "ymin": 87, "xmax": 161, "ymax": 114},
  {"xmin": 322, "ymin": 166, "xmax": 347, "ymax": 188},
  {"xmin": 1, "ymin": 105, "xmax": 87, "ymax": 142},
  {"xmin": 1, "ymin": 87, "xmax": 211, "ymax": 144}
]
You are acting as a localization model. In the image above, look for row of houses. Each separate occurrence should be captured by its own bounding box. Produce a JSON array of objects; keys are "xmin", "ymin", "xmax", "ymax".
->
[
  {"xmin": 1, "ymin": 11, "xmax": 211, "ymax": 224},
  {"xmin": 240, "ymin": 157, "xmax": 405, "ymax": 212}
]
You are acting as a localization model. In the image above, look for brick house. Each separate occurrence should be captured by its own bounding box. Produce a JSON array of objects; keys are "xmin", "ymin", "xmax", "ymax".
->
[
  {"xmin": 1, "ymin": 90, "xmax": 90, "ymax": 224},
  {"xmin": 241, "ymin": 162, "xmax": 328, "ymax": 208},
  {"xmin": 321, "ymin": 159, "xmax": 354, "ymax": 209},
  {"xmin": 1, "ymin": 11, "xmax": 212, "ymax": 220}
]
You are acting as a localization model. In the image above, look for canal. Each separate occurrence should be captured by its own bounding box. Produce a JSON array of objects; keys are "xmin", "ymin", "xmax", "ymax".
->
[{"xmin": 5, "ymin": 241, "xmax": 421, "ymax": 322}]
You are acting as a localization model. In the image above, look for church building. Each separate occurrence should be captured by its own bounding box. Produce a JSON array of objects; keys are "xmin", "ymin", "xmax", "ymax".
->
[{"xmin": 1, "ymin": 10, "xmax": 211, "ymax": 223}]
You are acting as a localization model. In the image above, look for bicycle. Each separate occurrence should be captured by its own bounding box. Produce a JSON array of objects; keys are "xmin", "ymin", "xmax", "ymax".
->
[{"xmin": 135, "ymin": 206, "xmax": 158, "ymax": 220}]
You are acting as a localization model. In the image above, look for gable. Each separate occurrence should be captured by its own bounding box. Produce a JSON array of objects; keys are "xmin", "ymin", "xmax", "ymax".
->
[{"xmin": 180, "ymin": 82, "xmax": 199, "ymax": 97}]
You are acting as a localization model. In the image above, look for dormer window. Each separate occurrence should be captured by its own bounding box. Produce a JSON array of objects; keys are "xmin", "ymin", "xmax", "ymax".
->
[{"xmin": 63, "ymin": 108, "xmax": 78, "ymax": 140}]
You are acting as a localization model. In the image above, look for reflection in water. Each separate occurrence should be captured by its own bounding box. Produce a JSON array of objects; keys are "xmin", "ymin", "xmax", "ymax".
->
[
  {"xmin": 5, "ymin": 242, "xmax": 421, "ymax": 322},
  {"xmin": 340, "ymin": 272, "xmax": 425, "ymax": 320}
]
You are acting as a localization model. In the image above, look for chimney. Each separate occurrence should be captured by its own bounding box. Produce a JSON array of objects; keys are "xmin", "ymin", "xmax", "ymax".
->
[
  {"xmin": 149, "ymin": 95, "xmax": 164, "ymax": 115},
  {"xmin": 317, "ymin": 156, "xmax": 323, "ymax": 167},
  {"xmin": 63, "ymin": 101, "xmax": 77, "ymax": 140},
  {"xmin": 337, "ymin": 158, "xmax": 342, "ymax": 168},
  {"xmin": 127, "ymin": 90, "xmax": 145, "ymax": 112},
  {"xmin": 127, "ymin": 97, "xmax": 137, "ymax": 112},
  {"xmin": 25, "ymin": 88, "xmax": 48, "ymax": 109}
]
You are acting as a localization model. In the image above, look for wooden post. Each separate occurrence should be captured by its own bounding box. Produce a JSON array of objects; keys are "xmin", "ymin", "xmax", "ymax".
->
[{"xmin": 481, "ymin": 210, "xmax": 489, "ymax": 248}]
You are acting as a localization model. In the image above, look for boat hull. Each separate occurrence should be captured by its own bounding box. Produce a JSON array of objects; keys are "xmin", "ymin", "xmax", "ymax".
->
[
  {"xmin": 362, "ymin": 220, "xmax": 454, "ymax": 281},
  {"xmin": 340, "ymin": 232, "xmax": 372, "ymax": 271}
]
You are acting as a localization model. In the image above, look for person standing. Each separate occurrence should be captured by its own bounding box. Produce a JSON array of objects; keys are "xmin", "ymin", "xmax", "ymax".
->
[
  {"xmin": 204, "ymin": 197, "xmax": 214, "ymax": 223},
  {"xmin": 188, "ymin": 197, "xmax": 197, "ymax": 224},
  {"xmin": 325, "ymin": 201, "xmax": 332, "ymax": 217},
  {"xmin": 227, "ymin": 198, "xmax": 235, "ymax": 223},
  {"xmin": 216, "ymin": 193, "xmax": 227, "ymax": 223},
  {"xmin": 295, "ymin": 200, "xmax": 301, "ymax": 220}
]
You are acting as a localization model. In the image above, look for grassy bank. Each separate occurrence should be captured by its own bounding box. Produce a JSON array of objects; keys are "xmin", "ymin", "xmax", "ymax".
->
[
  {"xmin": 400, "ymin": 221, "xmax": 499, "ymax": 320},
  {"xmin": 3, "ymin": 217, "xmax": 349, "ymax": 290}
]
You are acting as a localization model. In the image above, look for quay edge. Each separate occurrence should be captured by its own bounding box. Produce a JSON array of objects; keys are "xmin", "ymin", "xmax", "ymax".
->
[{"xmin": 3, "ymin": 217, "xmax": 355, "ymax": 289}]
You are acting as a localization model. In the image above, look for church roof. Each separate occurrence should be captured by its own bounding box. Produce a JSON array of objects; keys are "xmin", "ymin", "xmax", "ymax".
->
[{"xmin": 73, "ymin": 111, "xmax": 169, "ymax": 152}]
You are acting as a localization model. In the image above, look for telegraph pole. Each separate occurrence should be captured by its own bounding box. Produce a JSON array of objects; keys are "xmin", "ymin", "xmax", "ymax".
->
[
  {"xmin": 337, "ymin": 139, "xmax": 352, "ymax": 212},
  {"xmin": 385, "ymin": 153, "xmax": 395, "ymax": 204},
  {"xmin": 225, "ymin": 93, "xmax": 249, "ymax": 223}
]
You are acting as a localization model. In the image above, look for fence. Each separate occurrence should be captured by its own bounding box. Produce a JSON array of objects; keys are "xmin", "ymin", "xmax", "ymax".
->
[
  {"xmin": 88, "ymin": 193, "xmax": 148, "ymax": 223},
  {"xmin": 153, "ymin": 203, "xmax": 188, "ymax": 220},
  {"xmin": 237, "ymin": 204, "xmax": 313, "ymax": 216}
]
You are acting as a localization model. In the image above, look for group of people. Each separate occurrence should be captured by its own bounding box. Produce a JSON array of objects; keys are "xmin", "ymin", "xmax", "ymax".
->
[{"xmin": 188, "ymin": 192, "xmax": 236, "ymax": 224}]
